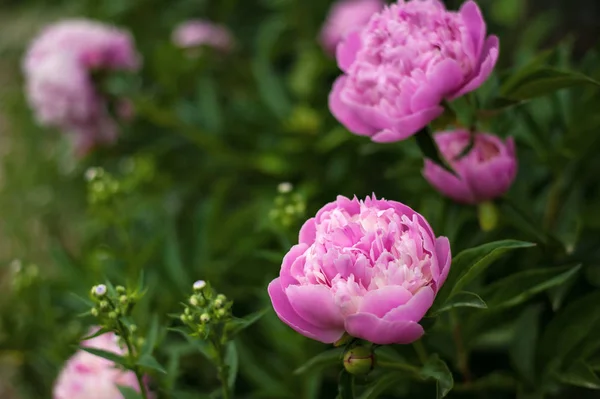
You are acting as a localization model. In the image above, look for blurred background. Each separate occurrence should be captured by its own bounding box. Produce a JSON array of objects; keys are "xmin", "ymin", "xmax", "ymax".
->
[{"xmin": 1, "ymin": 0, "xmax": 600, "ymax": 398}]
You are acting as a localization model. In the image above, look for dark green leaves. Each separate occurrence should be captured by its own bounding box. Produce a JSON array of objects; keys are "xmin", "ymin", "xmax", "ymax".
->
[
  {"xmin": 414, "ymin": 127, "xmax": 455, "ymax": 174},
  {"xmin": 501, "ymin": 66, "xmax": 600, "ymax": 100},
  {"xmin": 136, "ymin": 354, "xmax": 166, "ymax": 374},
  {"xmin": 294, "ymin": 347, "xmax": 343, "ymax": 375},
  {"xmin": 430, "ymin": 291, "xmax": 487, "ymax": 315},
  {"xmin": 557, "ymin": 360, "xmax": 600, "ymax": 390},
  {"xmin": 419, "ymin": 355, "xmax": 454, "ymax": 399},
  {"xmin": 337, "ymin": 370, "xmax": 355, "ymax": 399},
  {"xmin": 117, "ymin": 386, "xmax": 144, "ymax": 399},
  {"xmin": 226, "ymin": 308, "xmax": 268, "ymax": 338},
  {"xmin": 80, "ymin": 347, "xmax": 129, "ymax": 368}
]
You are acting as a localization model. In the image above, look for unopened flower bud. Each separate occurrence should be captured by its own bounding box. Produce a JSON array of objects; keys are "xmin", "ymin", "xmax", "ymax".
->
[
  {"xmin": 137, "ymin": 337, "xmax": 145, "ymax": 347},
  {"xmin": 343, "ymin": 346, "xmax": 375, "ymax": 376},
  {"xmin": 93, "ymin": 284, "xmax": 107, "ymax": 297},
  {"xmin": 108, "ymin": 311, "xmax": 118, "ymax": 319},
  {"xmin": 193, "ymin": 280, "xmax": 207, "ymax": 291},
  {"xmin": 216, "ymin": 308, "xmax": 227, "ymax": 318},
  {"xmin": 99, "ymin": 300, "xmax": 109, "ymax": 309},
  {"xmin": 277, "ymin": 182, "xmax": 293, "ymax": 194},
  {"xmin": 189, "ymin": 296, "xmax": 199, "ymax": 306},
  {"xmin": 213, "ymin": 299, "xmax": 223, "ymax": 308},
  {"xmin": 116, "ymin": 286, "xmax": 126, "ymax": 294},
  {"xmin": 129, "ymin": 325, "xmax": 137, "ymax": 333},
  {"xmin": 91, "ymin": 308, "xmax": 99, "ymax": 317},
  {"xmin": 200, "ymin": 313, "xmax": 210, "ymax": 323},
  {"xmin": 184, "ymin": 307, "xmax": 191, "ymax": 315},
  {"xmin": 216, "ymin": 294, "xmax": 226, "ymax": 302},
  {"xmin": 119, "ymin": 295, "xmax": 128, "ymax": 304},
  {"xmin": 180, "ymin": 314, "xmax": 188, "ymax": 323}
]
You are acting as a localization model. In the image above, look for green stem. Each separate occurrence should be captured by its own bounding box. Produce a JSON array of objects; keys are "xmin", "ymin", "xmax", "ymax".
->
[
  {"xmin": 213, "ymin": 339, "xmax": 232, "ymax": 399},
  {"xmin": 412, "ymin": 340, "xmax": 428, "ymax": 365},
  {"xmin": 377, "ymin": 361, "xmax": 421, "ymax": 376},
  {"xmin": 117, "ymin": 320, "xmax": 149, "ymax": 399},
  {"xmin": 450, "ymin": 311, "xmax": 472, "ymax": 384}
]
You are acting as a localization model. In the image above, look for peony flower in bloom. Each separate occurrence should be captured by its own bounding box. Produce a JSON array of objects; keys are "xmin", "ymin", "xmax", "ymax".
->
[
  {"xmin": 329, "ymin": 0, "xmax": 499, "ymax": 143},
  {"xmin": 22, "ymin": 19, "xmax": 140, "ymax": 156},
  {"xmin": 422, "ymin": 130, "xmax": 517, "ymax": 204},
  {"xmin": 268, "ymin": 195, "xmax": 451, "ymax": 345},
  {"xmin": 53, "ymin": 328, "xmax": 151, "ymax": 399},
  {"xmin": 171, "ymin": 20, "xmax": 233, "ymax": 52},
  {"xmin": 319, "ymin": 0, "xmax": 385, "ymax": 56}
]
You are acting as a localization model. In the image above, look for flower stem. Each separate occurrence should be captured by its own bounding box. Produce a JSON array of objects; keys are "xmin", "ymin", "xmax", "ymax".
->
[
  {"xmin": 450, "ymin": 311, "xmax": 472, "ymax": 383},
  {"xmin": 377, "ymin": 361, "xmax": 421, "ymax": 375},
  {"xmin": 116, "ymin": 319, "xmax": 149, "ymax": 399},
  {"xmin": 412, "ymin": 340, "xmax": 428, "ymax": 365},
  {"xmin": 213, "ymin": 338, "xmax": 232, "ymax": 399}
]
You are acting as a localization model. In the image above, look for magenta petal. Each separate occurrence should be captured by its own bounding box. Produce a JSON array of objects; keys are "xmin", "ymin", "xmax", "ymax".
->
[
  {"xmin": 460, "ymin": 1, "xmax": 486, "ymax": 59},
  {"xmin": 371, "ymin": 107, "xmax": 444, "ymax": 143},
  {"xmin": 268, "ymin": 279, "xmax": 345, "ymax": 343},
  {"xmin": 336, "ymin": 31, "xmax": 362, "ymax": 73},
  {"xmin": 359, "ymin": 286, "xmax": 413, "ymax": 317},
  {"xmin": 423, "ymin": 59, "xmax": 464, "ymax": 102},
  {"xmin": 329, "ymin": 76, "xmax": 378, "ymax": 136},
  {"xmin": 433, "ymin": 237, "xmax": 451, "ymax": 291},
  {"xmin": 384, "ymin": 286, "xmax": 434, "ymax": 322},
  {"xmin": 279, "ymin": 244, "xmax": 309, "ymax": 288},
  {"xmin": 422, "ymin": 159, "xmax": 476, "ymax": 204},
  {"xmin": 345, "ymin": 313, "xmax": 424, "ymax": 344},
  {"xmin": 451, "ymin": 35, "xmax": 499, "ymax": 99},
  {"xmin": 299, "ymin": 218, "xmax": 317, "ymax": 245},
  {"xmin": 286, "ymin": 284, "xmax": 344, "ymax": 329}
]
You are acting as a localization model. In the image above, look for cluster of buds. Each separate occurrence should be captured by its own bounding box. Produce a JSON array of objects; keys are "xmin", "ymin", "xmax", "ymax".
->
[
  {"xmin": 179, "ymin": 280, "xmax": 233, "ymax": 339},
  {"xmin": 10, "ymin": 260, "xmax": 39, "ymax": 293},
  {"xmin": 89, "ymin": 283, "xmax": 143, "ymax": 348},
  {"xmin": 268, "ymin": 183, "xmax": 306, "ymax": 228},
  {"xmin": 85, "ymin": 167, "xmax": 120, "ymax": 205}
]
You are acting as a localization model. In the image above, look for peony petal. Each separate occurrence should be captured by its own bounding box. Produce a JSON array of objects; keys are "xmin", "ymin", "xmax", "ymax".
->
[
  {"xmin": 268, "ymin": 279, "xmax": 345, "ymax": 343},
  {"xmin": 336, "ymin": 31, "xmax": 362, "ymax": 73},
  {"xmin": 359, "ymin": 285, "xmax": 413, "ymax": 317},
  {"xmin": 371, "ymin": 106, "xmax": 444, "ymax": 143},
  {"xmin": 345, "ymin": 313, "xmax": 424, "ymax": 345},
  {"xmin": 418, "ymin": 59, "xmax": 464, "ymax": 107},
  {"xmin": 286, "ymin": 284, "xmax": 345, "ymax": 328},
  {"xmin": 450, "ymin": 35, "xmax": 499, "ymax": 99},
  {"xmin": 329, "ymin": 76, "xmax": 379, "ymax": 136},
  {"xmin": 422, "ymin": 159, "xmax": 476, "ymax": 204},
  {"xmin": 433, "ymin": 237, "xmax": 451, "ymax": 291},
  {"xmin": 384, "ymin": 286, "xmax": 435, "ymax": 322},
  {"xmin": 460, "ymin": 1, "xmax": 486, "ymax": 60},
  {"xmin": 299, "ymin": 218, "xmax": 317, "ymax": 245},
  {"xmin": 279, "ymin": 244, "xmax": 310, "ymax": 288}
]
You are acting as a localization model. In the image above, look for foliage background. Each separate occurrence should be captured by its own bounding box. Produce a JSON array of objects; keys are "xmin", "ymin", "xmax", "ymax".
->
[{"xmin": 0, "ymin": 0, "xmax": 600, "ymax": 398}]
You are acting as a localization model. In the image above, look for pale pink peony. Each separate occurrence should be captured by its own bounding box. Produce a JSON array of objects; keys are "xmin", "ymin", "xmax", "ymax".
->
[
  {"xmin": 329, "ymin": 0, "xmax": 499, "ymax": 142},
  {"xmin": 22, "ymin": 19, "xmax": 140, "ymax": 156},
  {"xmin": 53, "ymin": 328, "xmax": 151, "ymax": 399},
  {"xmin": 319, "ymin": 0, "xmax": 385, "ymax": 55},
  {"xmin": 171, "ymin": 20, "xmax": 233, "ymax": 51},
  {"xmin": 423, "ymin": 130, "xmax": 517, "ymax": 204},
  {"xmin": 268, "ymin": 195, "xmax": 451, "ymax": 345}
]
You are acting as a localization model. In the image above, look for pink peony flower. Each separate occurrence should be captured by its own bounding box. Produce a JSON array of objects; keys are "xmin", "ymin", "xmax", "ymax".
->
[
  {"xmin": 171, "ymin": 20, "xmax": 233, "ymax": 52},
  {"xmin": 268, "ymin": 195, "xmax": 451, "ymax": 345},
  {"xmin": 319, "ymin": 0, "xmax": 385, "ymax": 56},
  {"xmin": 53, "ymin": 328, "xmax": 152, "ymax": 399},
  {"xmin": 329, "ymin": 0, "xmax": 499, "ymax": 143},
  {"xmin": 22, "ymin": 19, "xmax": 140, "ymax": 156},
  {"xmin": 422, "ymin": 130, "xmax": 517, "ymax": 204}
]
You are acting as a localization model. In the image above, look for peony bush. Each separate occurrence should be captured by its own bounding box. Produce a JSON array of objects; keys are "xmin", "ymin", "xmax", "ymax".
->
[{"xmin": 1, "ymin": 0, "xmax": 600, "ymax": 398}]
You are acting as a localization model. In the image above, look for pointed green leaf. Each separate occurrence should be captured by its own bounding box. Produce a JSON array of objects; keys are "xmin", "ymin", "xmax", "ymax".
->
[
  {"xmin": 80, "ymin": 327, "xmax": 112, "ymax": 341},
  {"xmin": 141, "ymin": 314, "xmax": 160, "ymax": 357},
  {"xmin": 483, "ymin": 265, "xmax": 581, "ymax": 310},
  {"xmin": 414, "ymin": 127, "xmax": 455, "ymax": 175},
  {"xmin": 501, "ymin": 67, "xmax": 600, "ymax": 100},
  {"xmin": 227, "ymin": 308, "xmax": 268, "ymax": 337},
  {"xmin": 419, "ymin": 354, "xmax": 454, "ymax": 399},
  {"xmin": 137, "ymin": 354, "xmax": 166, "ymax": 374},
  {"xmin": 557, "ymin": 360, "xmax": 600, "ymax": 390},
  {"xmin": 357, "ymin": 372, "xmax": 400, "ymax": 399},
  {"xmin": 117, "ymin": 385, "xmax": 143, "ymax": 399},
  {"xmin": 225, "ymin": 341, "xmax": 239, "ymax": 389},
  {"xmin": 430, "ymin": 291, "xmax": 487, "ymax": 316},
  {"xmin": 294, "ymin": 348, "xmax": 344, "ymax": 375},
  {"xmin": 81, "ymin": 347, "xmax": 130, "ymax": 368},
  {"xmin": 435, "ymin": 240, "xmax": 535, "ymax": 307},
  {"xmin": 337, "ymin": 370, "xmax": 355, "ymax": 399}
]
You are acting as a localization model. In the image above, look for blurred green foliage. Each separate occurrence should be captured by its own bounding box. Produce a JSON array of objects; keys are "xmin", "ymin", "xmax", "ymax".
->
[{"xmin": 0, "ymin": 0, "xmax": 599, "ymax": 398}]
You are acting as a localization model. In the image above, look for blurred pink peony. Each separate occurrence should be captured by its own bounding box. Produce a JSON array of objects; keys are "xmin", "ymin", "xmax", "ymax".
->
[
  {"xmin": 329, "ymin": 0, "xmax": 499, "ymax": 142},
  {"xmin": 171, "ymin": 20, "xmax": 233, "ymax": 52},
  {"xmin": 22, "ymin": 19, "xmax": 140, "ymax": 156},
  {"xmin": 53, "ymin": 328, "xmax": 151, "ymax": 399},
  {"xmin": 423, "ymin": 130, "xmax": 517, "ymax": 204},
  {"xmin": 319, "ymin": 0, "xmax": 385, "ymax": 56},
  {"xmin": 268, "ymin": 195, "xmax": 451, "ymax": 345}
]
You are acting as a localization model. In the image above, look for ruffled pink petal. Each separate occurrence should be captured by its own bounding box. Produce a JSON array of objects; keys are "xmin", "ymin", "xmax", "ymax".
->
[
  {"xmin": 336, "ymin": 31, "xmax": 362, "ymax": 73},
  {"xmin": 419, "ymin": 59, "xmax": 464, "ymax": 106},
  {"xmin": 422, "ymin": 159, "xmax": 476, "ymax": 204},
  {"xmin": 359, "ymin": 285, "xmax": 413, "ymax": 317},
  {"xmin": 268, "ymin": 279, "xmax": 345, "ymax": 343},
  {"xmin": 450, "ymin": 35, "xmax": 499, "ymax": 99},
  {"xmin": 329, "ymin": 76, "xmax": 378, "ymax": 136},
  {"xmin": 459, "ymin": 1, "xmax": 486, "ymax": 61},
  {"xmin": 371, "ymin": 106, "xmax": 444, "ymax": 143},
  {"xmin": 433, "ymin": 237, "xmax": 451, "ymax": 291},
  {"xmin": 345, "ymin": 313, "xmax": 424, "ymax": 344},
  {"xmin": 279, "ymin": 244, "xmax": 309, "ymax": 288},
  {"xmin": 299, "ymin": 218, "xmax": 317, "ymax": 245},
  {"xmin": 285, "ymin": 284, "xmax": 345, "ymax": 329},
  {"xmin": 384, "ymin": 286, "xmax": 434, "ymax": 322}
]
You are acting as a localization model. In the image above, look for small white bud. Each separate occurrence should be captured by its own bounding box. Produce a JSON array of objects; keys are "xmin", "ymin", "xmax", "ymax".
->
[
  {"xmin": 94, "ymin": 284, "xmax": 107, "ymax": 297},
  {"xmin": 277, "ymin": 182, "xmax": 293, "ymax": 194},
  {"xmin": 189, "ymin": 296, "xmax": 199, "ymax": 306},
  {"xmin": 200, "ymin": 313, "xmax": 210, "ymax": 323},
  {"xmin": 193, "ymin": 280, "xmax": 207, "ymax": 291}
]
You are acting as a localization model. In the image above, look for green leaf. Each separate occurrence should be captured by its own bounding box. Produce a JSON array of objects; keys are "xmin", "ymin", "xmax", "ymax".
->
[
  {"xmin": 227, "ymin": 308, "xmax": 268, "ymax": 337},
  {"xmin": 137, "ymin": 353, "xmax": 166, "ymax": 374},
  {"xmin": 419, "ymin": 354, "xmax": 454, "ymax": 399},
  {"xmin": 483, "ymin": 265, "xmax": 581, "ymax": 310},
  {"xmin": 557, "ymin": 360, "xmax": 600, "ymax": 390},
  {"xmin": 169, "ymin": 327, "xmax": 217, "ymax": 361},
  {"xmin": 509, "ymin": 305, "xmax": 542, "ymax": 383},
  {"xmin": 357, "ymin": 372, "xmax": 400, "ymax": 399},
  {"xmin": 435, "ymin": 240, "xmax": 536, "ymax": 308},
  {"xmin": 81, "ymin": 347, "xmax": 129, "ymax": 368},
  {"xmin": 337, "ymin": 370, "xmax": 355, "ymax": 399},
  {"xmin": 294, "ymin": 347, "xmax": 344, "ymax": 375},
  {"xmin": 414, "ymin": 127, "xmax": 455, "ymax": 175},
  {"xmin": 164, "ymin": 222, "xmax": 190, "ymax": 291},
  {"xmin": 117, "ymin": 385, "xmax": 143, "ymax": 399},
  {"xmin": 501, "ymin": 67, "xmax": 600, "ymax": 100},
  {"xmin": 141, "ymin": 314, "xmax": 160, "ymax": 357},
  {"xmin": 80, "ymin": 327, "xmax": 112, "ymax": 341},
  {"xmin": 225, "ymin": 341, "xmax": 239, "ymax": 389},
  {"xmin": 430, "ymin": 291, "xmax": 487, "ymax": 316}
]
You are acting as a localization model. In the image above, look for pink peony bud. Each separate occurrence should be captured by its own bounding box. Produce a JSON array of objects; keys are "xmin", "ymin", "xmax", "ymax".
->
[
  {"xmin": 268, "ymin": 195, "xmax": 451, "ymax": 345},
  {"xmin": 319, "ymin": 0, "xmax": 385, "ymax": 56},
  {"xmin": 53, "ymin": 328, "xmax": 152, "ymax": 399},
  {"xmin": 422, "ymin": 130, "xmax": 517, "ymax": 204},
  {"xmin": 171, "ymin": 20, "xmax": 233, "ymax": 52},
  {"xmin": 22, "ymin": 19, "xmax": 140, "ymax": 156},
  {"xmin": 329, "ymin": 0, "xmax": 499, "ymax": 143}
]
